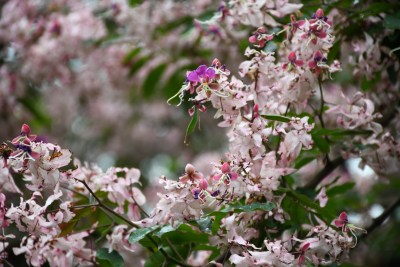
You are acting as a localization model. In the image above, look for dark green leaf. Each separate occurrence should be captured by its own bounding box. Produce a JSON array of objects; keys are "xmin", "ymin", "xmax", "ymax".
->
[
  {"xmin": 153, "ymin": 224, "xmax": 178, "ymax": 238},
  {"xmin": 128, "ymin": 226, "xmax": 158, "ymax": 244},
  {"xmin": 312, "ymin": 135, "xmax": 330, "ymax": 154},
  {"xmin": 128, "ymin": 0, "xmax": 144, "ymax": 7},
  {"xmin": 144, "ymin": 250, "xmax": 165, "ymax": 267},
  {"xmin": 196, "ymin": 217, "xmax": 212, "ymax": 233},
  {"xmin": 128, "ymin": 55, "xmax": 151, "ymax": 76},
  {"xmin": 384, "ymin": 13, "xmax": 400, "ymax": 30},
  {"xmin": 327, "ymin": 182, "xmax": 355, "ymax": 197},
  {"xmin": 312, "ymin": 128, "xmax": 372, "ymax": 137},
  {"xmin": 294, "ymin": 156, "xmax": 315, "ymax": 169},
  {"xmin": 96, "ymin": 248, "xmax": 124, "ymax": 267},
  {"xmin": 143, "ymin": 64, "xmax": 167, "ymax": 98},
  {"xmin": 184, "ymin": 108, "xmax": 198, "ymax": 144},
  {"xmin": 162, "ymin": 224, "xmax": 209, "ymax": 244},
  {"xmin": 223, "ymin": 202, "xmax": 276, "ymax": 212},
  {"xmin": 261, "ymin": 114, "xmax": 291, "ymax": 123},
  {"xmin": 122, "ymin": 47, "xmax": 141, "ymax": 64}
]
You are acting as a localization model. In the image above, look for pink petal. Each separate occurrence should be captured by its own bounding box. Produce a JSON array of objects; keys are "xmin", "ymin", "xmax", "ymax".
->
[
  {"xmin": 288, "ymin": 51, "xmax": 297, "ymax": 62},
  {"xmin": 249, "ymin": 35, "xmax": 257, "ymax": 43},
  {"xmin": 221, "ymin": 162, "xmax": 231, "ymax": 173},
  {"xmin": 308, "ymin": 61, "xmax": 316, "ymax": 69},
  {"xmin": 187, "ymin": 71, "xmax": 200, "ymax": 83},
  {"xmin": 196, "ymin": 65, "xmax": 207, "ymax": 76},
  {"xmin": 316, "ymin": 8, "xmax": 324, "ymax": 18},
  {"xmin": 229, "ymin": 172, "xmax": 238, "ymax": 180}
]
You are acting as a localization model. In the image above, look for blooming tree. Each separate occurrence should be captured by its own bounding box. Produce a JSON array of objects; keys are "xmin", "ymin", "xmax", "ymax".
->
[{"xmin": 1, "ymin": 0, "xmax": 400, "ymax": 267}]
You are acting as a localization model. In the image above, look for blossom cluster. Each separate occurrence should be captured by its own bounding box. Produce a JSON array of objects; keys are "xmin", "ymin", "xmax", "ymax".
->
[{"xmin": 1, "ymin": 1, "xmax": 400, "ymax": 267}]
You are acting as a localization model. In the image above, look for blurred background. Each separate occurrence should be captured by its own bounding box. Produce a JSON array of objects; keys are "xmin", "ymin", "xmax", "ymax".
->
[{"xmin": 1, "ymin": 0, "xmax": 400, "ymax": 266}]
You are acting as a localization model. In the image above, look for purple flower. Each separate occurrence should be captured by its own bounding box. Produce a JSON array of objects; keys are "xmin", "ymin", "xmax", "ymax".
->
[{"xmin": 186, "ymin": 65, "xmax": 216, "ymax": 83}]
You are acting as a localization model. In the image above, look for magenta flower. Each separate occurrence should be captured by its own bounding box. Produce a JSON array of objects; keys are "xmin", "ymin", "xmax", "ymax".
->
[
  {"xmin": 287, "ymin": 14, "xmax": 305, "ymax": 38},
  {"xmin": 11, "ymin": 124, "xmax": 37, "ymax": 145},
  {"xmin": 334, "ymin": 211, "xmax": 349, "ymax": 231},
  {"xmin": 282, "ymin": 51, "xmax": 304, "ymax": 71},
  {"xmin": 310, "ymin": 8, "xmax": 332, "ymax": 26},
  {"xmin": 187, "ymin": 65, "xmax": 216, "ymax": 84},
  {"xmin": 308, "ymin": 50, "xmax": 327, "ymax": 75},
  {"xmin": 249, "ymin": 27, "xmax": 274, "ymax": 48},
  {"xmin": 213, "ymin": 162, "xmax": 239, "ymax": 185},
  {"xmin": 297, "ymin": 242, "xmax": 310, "ymax": 266}
]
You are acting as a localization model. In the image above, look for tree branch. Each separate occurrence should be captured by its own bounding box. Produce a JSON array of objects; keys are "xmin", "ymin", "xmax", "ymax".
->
[
  {"xmin": 76, "ymin": 179, "xmax": 140, "ymax": 228},
  {"xmin": 303, "ymin": 156, "xmax": 345, "ymax": 189},
  {"xmin": 365, "ymin": 197, "xmax": 400, "ymax": 237}
]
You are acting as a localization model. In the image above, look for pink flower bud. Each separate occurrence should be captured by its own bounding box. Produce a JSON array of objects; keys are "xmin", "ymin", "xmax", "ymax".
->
[
  {"xmin": 185, "ymin": 163, "xmax": 195, "ymax": 174},
  {"xmin": 221, "ymin": 162, "xmax": 230, "ymax": 173},
  {"xmin": 248, "ymin": 35, "xmax": 257, "ymax": 43},
  {"xmin": 315, "ymin": 8, "xmax": 324, "ymax": 19},
  {"xmin": 199, "ymin": 178, "xmax": 208, "ymax": 190},
  {"xmin": 288, "ymin": 51, "xmax": 297, "ymax": 62},
  {"xmin": 21, "ymin": 124, "xmax": 31, "ymax": 136}
]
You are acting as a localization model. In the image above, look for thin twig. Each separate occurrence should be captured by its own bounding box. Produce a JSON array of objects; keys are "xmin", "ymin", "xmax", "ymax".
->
[
  {"xmin": 76, "ymin": 179, "xmax": 140, "ymax": 228},
  {"xmin": 2, "ymin": 259, "xmax": 16, "ymax": 267},
  {"xmin": 76, "ymin": 179, "xmax": 190, "ymax": 267},
  {"xmin": 318, "ymin": 74, "xmax": 326, "ymax": 129}
]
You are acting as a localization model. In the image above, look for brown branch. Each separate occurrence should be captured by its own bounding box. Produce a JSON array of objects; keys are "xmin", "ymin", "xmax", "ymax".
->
[
  {"xmin": 365, "ymin": 197, "xmax": 400, "ymax": 237},
  {"xmin": 76, "ymin": 179, "xmax": 140, "ymax": 228},
  {"xmin": 303, "ymin": 156, "xmax": 345, "ymax": 189}
]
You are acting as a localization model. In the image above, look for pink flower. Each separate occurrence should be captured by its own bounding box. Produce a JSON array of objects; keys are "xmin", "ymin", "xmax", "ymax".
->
[
  {"xmin": 199, "ymin": 178, "xmax": 208, "ymax": 190},
  {"xmin": 213, "ymin": 162, "xmax": 238, "ymax": 184},
  {"xmin": 179, "ymin": 164, "xmax": 203, "ymax": 183},
  {"xmin": 297, "ymin": 242, "xmax": 310, "ymax": 266},
  {"xmin": 187, "ymin": 65, "xmax": 216, "ymax": 84},
  {"xmin": 287, "ymin": 14, "xmax": 305, "ymax": 38},
  {"xmin": 248, "ymin": 27, "xmax": 274, "ymax": 48},
  {"xmin": 282, "ymin": 51, "xmax": 304, "ymax": 71},
  {"xmin": 0, "ymin": 192, "xmax": 9, "ymax": 228},
  {"xmin": 310, "ymin": 8, "xmax": 332, "ymax": 26},
  {"xmin": 315, "ymin": 187, "xmax": 328, "ymax": 207},
  {"xmin": 11, "ymin": 124, "xmax": 37, "ymax": 145},
  {"xmin": 334, "ymin": 211, "xmax": 349, "ymax": 231},
  {"xmin": 308, "ymin": 50, "xmax": 327, "ymax": 75}
]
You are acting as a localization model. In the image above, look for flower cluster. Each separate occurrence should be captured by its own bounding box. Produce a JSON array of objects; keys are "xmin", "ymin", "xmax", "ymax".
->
[{"xmin": 1, "ymin": 1, "xmax": 399, "ymax": 266}]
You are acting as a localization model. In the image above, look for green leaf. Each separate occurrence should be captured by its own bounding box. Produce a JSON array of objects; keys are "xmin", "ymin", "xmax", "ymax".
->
[
  {"xmin": 153, "ymin": 224, "xmax": 178, "ymax": 238},
  {"xmin": 18, "ymin": 97, "xmax": 51, "ymax": 128},
  {"xmin": 196, "ymin": 217, "xmax": 212, "ymax": 233},
  {"xmin": 128, "ymin": 55, "xmax": 151, "ymax": 76},
  {"xmin": 384, "ymin": 13, "xmax": 400, "ymax": 30},
  {"xmin": 208, "ymin": 202, "xmax": 276, "ymax": 219},
  {"xmin": 122, "ymin": 47, "xmax": 141, "ymax": 64},
  {"xmin": 312, "ymin": 128, "xmax": 372, "ymax": 137},
  {"xmin": 184, "ymin": 108, "xmax": 198, "ymax": 144},
  {"xmin": 223, "ymin": 202, "xmax": 276, "ymax": 213},
  {"xmin": 162, "ymin": 224, "xmax": 209, "ymax": 244},
  {"xmin": 144, "ymin": 250, "xmax": 165, "ymax": 267},
  {"xmin": 287, "ymin": 191, "xmax": 335, "ymax": 222},
  {"xmin": 312, "ymin": 135, "xmax": 330, "ymax": 154},
  {"xmin": 143, "ymin": 64, "xmax": 167, "ymax": 98},
  {"xmin": 128, "ymin": 0, "xmax": 144, "ymax": 7},
  {"xmin": 128, "ymin": 226, "xmax": 158, "ymax": 244},
  {"xmin": 261, "ymin": 114, "xmax": 291, "ymax": 123},
  {"xmin": 327, "ymin": 182, "xmax": 355, "ymax": 197},
  {"xmin": 294, "ymin": 156, "xmax": 315, "ymax": 169},
  {"xmin": 96, "ymin": 248, "xmax": 124, "ymax": 267}
]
